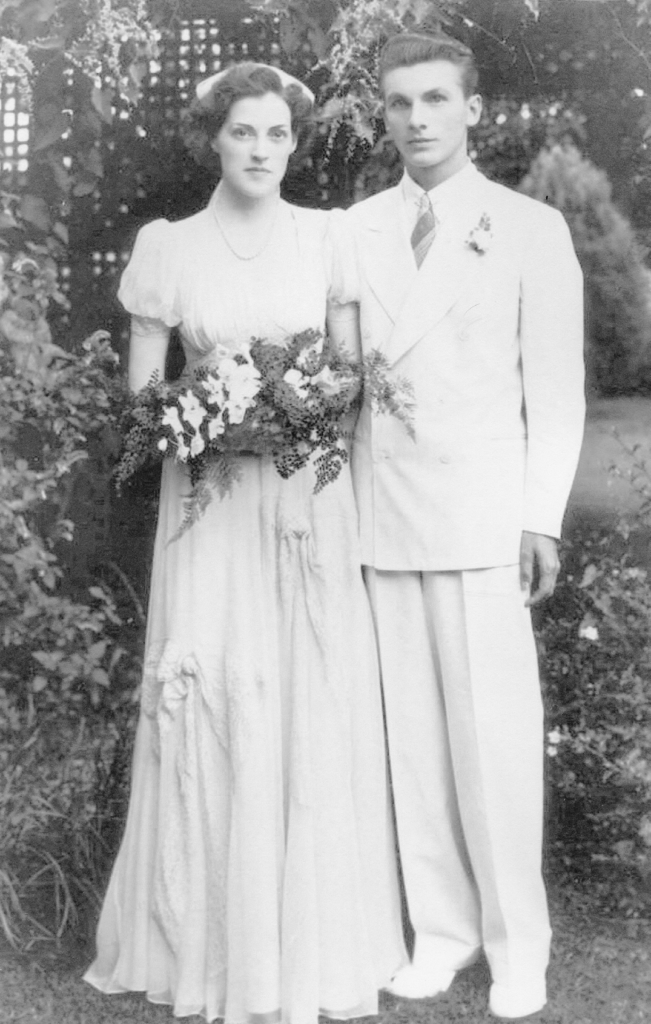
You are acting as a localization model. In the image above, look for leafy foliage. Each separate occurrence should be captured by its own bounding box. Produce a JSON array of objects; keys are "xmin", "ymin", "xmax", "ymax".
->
[
  {"xmin": 537, "ymin": 521, "xmax": 651, "ymax": 917},
  {"xmin": 0, "ymin": 339, "xmax": 141, "ymax": 947},
  {"xmin": 0, "ymin": 224, "xmax": 141, "ymax": 948}
]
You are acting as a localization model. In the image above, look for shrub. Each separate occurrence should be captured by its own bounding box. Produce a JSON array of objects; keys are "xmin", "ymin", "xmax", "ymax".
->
[
  {"xmin": 537, "ymin": 518, "xmax": 651, "ymax": 917},
  {"xmin": 520, "ymin": 144, "xmax": 651, "ymax": 397},
  {"xmin": 0, "ymin": 239, "xmax": 142, "ymax": 949}
]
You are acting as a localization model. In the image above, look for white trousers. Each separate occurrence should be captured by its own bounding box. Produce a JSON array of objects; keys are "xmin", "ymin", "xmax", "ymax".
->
[{"xmin": 364, "ymin": 565, "xmax": 551, "ymax": 990}]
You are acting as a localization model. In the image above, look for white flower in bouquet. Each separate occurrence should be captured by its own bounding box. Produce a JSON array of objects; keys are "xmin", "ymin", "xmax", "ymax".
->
[
  {"xmin": 202, "ymin": 373, "xmax": 226, "ymax": 407},
  {"xmin": 208, "ymin": 413, "xmax": 226, "ymax": 439},
  {"xmin": 283, "ymin": 368, "xmax": 311, "ymax": 399},
  {"xmin": 162, "ymin": 404, "xmax": 192, "ymax": 461},
  {"xmin": 190, "ymin": 433, "xmax": 206, "ymax": 457},
  {"xmin": 219, "ymin": 356, "xmax": 262, "ymax": 423},
  {"xmin": 224, "ymin": 400, "xmax": 247, "ymax": 425},
  {"xmin": 162, "ymin": 405, "xmax": 184, "ymax": 436},
  {"xmin": 218, "ymin": 356, "xmax": 262, "ymax": 399},
  {"xmin": 179, "ymin": 390, "xmax": 207, "ymax": 432}
]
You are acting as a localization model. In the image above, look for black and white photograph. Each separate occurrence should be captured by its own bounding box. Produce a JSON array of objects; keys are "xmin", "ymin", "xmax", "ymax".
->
[{"xmin": 1, "ymin": 2, "xmax": 650, "ymax": 1022}]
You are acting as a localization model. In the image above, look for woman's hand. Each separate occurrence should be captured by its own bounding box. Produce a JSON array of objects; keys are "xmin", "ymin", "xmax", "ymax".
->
[{"xmin": 326, "ymin": 301, "xmax": 361, "ymax": 361}]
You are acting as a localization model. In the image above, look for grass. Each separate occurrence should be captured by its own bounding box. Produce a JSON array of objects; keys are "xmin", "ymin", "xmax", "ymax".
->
[
  {"xmin": 1, "ymin": 887, "xmax": 650, "ymax": 1024},
  {"xmin": 567, "ymin": 395, "xmax": 651, "ymax": 523}
]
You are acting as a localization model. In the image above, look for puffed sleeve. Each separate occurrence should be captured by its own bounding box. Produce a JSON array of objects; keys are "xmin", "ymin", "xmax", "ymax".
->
[
  {"xmin": 117, "ymin": 219, "xmax": 182, "ymax": 327},
  {"xmin": 325, "ymin": 208, "xmax": 360, "ymax": 306}
]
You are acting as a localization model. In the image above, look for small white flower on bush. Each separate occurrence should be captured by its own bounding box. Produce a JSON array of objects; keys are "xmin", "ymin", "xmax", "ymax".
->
[
  {"xmin": 578, "ymin": 623, "xmax": 599, "ymax": 641},
  {"xmin": 157, "ymin": 437, "xmax": 169, "ymax": 452},
  {"xmin": 546, "ymin": 728, "xmax": 563, "ymax": 757},
  {"xmin": 284, "ymin": 368, "xmax": 311, "ymax": 399},
  {"xmin": 639, "ymin": 816, "xmax": 651, "ymax": 848}
]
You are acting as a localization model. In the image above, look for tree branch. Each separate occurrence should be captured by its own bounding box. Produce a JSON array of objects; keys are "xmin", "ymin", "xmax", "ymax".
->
[{"xmin": 609, "ymin": 5, "xmax": 651, "ymax": 79}]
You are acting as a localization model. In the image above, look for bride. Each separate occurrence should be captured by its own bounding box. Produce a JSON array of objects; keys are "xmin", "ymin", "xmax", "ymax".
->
[{"xmin": 84, "ymin": 62, "xmax": 407, "ymax": 1023}]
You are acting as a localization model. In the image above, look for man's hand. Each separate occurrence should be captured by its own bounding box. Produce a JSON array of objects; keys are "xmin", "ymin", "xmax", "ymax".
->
[{"xmin": 520, "ymin": 531, "xmax": 560, "ymax": 607}]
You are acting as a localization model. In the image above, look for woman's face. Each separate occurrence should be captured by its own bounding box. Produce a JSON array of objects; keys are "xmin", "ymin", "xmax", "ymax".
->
[{"xmin": 212, "ymin": 92, "xmax": 297, "ymax": 199}]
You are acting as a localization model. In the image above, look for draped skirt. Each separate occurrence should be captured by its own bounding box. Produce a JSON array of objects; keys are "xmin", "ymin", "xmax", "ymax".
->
[{"xmin": 84, "ymin": 455, "xmax": 406, "ymax": 1023}]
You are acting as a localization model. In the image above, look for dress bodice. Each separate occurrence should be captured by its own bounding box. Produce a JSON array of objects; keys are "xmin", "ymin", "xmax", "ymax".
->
[{"xmin": 117, "ymin": 195, "xmax": 354, "ymax": 372}]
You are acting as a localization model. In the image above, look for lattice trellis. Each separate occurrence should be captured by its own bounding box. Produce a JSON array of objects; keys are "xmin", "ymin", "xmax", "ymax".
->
[
  {"xmin": 150, "ymin": 14, "xmax": 282, "ymax": 132},
  {"xmin": 0, "ymin": 75, "xmax": 30, "ymax": 189}
]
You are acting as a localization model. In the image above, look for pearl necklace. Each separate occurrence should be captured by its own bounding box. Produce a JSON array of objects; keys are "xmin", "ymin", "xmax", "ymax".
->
[{"xmin": 212, "ymin": 202, "xmax": 279, "ymax": 262}]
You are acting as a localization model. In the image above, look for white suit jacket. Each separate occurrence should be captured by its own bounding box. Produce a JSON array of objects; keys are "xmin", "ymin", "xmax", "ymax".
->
[{"xmin": 347, "ymin": 165, "xmax": 585, "ymax": 571}]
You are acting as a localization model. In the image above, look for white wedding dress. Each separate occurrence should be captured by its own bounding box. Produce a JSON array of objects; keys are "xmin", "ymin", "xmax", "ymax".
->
[{"xmin": 83, "ymin": 194, "xmax": 407, "ymax": 1024}]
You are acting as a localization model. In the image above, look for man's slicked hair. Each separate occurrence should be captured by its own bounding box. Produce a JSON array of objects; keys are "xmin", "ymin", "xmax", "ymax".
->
[{"xmin": 378, "ymin": 33, "xmax": 479, "ymax": 97}]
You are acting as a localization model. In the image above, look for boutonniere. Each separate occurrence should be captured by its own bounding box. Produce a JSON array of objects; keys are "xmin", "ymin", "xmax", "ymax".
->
[{"xmin": 466, "ymin": 213, "xmax": 493, "ymax": 254}]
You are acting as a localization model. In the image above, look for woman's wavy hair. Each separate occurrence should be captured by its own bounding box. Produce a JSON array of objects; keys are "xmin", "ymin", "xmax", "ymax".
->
[{"xmin": 180, "ymin": 62, "xmax": 315, "ymax": 172}]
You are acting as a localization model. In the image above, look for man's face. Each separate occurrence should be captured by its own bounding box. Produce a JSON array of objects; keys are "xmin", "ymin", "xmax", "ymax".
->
[{"xmin": 382, "ymin": 60, "xmax": 482, "ymax": 189}]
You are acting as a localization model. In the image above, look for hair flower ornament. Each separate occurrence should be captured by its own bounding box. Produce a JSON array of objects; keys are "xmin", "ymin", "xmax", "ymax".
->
[{"xmin": 466, "ymin": 213, "xmax": 493, "ymax": 254}]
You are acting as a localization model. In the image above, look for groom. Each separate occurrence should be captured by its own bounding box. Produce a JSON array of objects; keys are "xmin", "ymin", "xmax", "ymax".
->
[{"xmin": 347, "ymin": 33, "xmax": 585, "ymax": 1020}]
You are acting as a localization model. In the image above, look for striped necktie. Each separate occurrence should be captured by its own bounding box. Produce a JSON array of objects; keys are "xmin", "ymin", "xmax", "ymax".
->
[{"xmin": 411, "ymin": 193, "xmax": 437, "ymax": 268}]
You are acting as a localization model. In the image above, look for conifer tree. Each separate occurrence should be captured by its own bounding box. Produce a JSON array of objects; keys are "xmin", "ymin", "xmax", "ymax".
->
[{"xmin": 521, "ymin": 145, "xmax": 651, "ymax": 396}]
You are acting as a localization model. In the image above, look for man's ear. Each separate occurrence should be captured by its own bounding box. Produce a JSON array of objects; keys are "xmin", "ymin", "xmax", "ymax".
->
[{"xmin": 467, "ymin": 93, "xmax": 482, "ymax": 128}]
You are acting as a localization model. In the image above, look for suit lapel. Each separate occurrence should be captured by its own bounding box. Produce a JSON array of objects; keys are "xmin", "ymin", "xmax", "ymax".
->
[
  {"xmin": 385, "ymin": 172, "xmax": 493, "ymax": 366},
  {"xmin": 360, "ymin": 187, "xmax": 416, "ymax": 332}
]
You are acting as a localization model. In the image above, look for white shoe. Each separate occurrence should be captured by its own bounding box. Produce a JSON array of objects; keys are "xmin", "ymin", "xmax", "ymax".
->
[
  {"xmin": 387, "ymin": 963, "xmax": 456, "ymax": 999},
  {"xmin": 489, "ymin": 981, "xmax": 546, "ymax": 1019}
]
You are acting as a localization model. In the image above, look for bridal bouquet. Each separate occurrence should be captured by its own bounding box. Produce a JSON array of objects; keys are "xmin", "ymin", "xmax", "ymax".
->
[{"xmin": 115, "ymin": 329, "xmax": 414, "ymax": 536}]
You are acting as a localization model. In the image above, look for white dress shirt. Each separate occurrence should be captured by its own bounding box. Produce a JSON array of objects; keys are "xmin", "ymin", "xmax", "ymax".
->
[{"xmin": 400, "ymin": 159, "xmax": 481, "ymax": 239}]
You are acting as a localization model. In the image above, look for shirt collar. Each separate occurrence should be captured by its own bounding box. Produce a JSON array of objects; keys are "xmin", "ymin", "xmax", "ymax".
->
[{"xmin": 401, "ymin": 160, "xmax": 479, "ymax": 219}]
